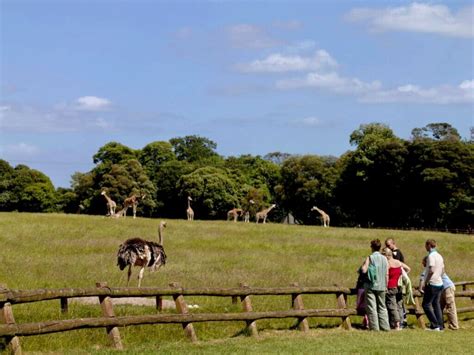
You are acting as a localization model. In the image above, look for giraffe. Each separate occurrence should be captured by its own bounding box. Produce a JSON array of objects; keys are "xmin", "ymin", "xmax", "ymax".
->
[
  {"xmin": 311, "ymin": 206, "xmax": 330, "ymax": 227},
  {"xmin": 123, "ymin": 194, "xmax": 146, "ymax": 219},
  {"xmin": 227, "ymin": 208, "xmax": 243, "ymax": 222},
  {"xmin": 111, "ymin": 207, "xmax": 127, "ymax": 218},
  {"xmin": 256, "ymin": 204, "xmax": 276, "ymax": 224},
  {"xmin": 101, "ymin": 191, "xmax": 117, "ymax": 216},
  {"xmin": 186, "ymin": 196, "xmax": 194, "ymax": 221}
]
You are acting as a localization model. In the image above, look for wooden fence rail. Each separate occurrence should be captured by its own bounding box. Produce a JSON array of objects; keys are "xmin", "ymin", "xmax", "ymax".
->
[{"xmin": 1, "ymin": 281, "xmax": 473, "ymax": 354}]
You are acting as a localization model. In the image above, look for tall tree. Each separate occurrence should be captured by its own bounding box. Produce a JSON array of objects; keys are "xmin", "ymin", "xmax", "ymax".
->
[
  {"xmin": 170, "ymin": 135, "xmax": 221, "ymax": 163},
  {"xmin": 276, "ymin": 155, "xmax": 337, "ymax": 224},
  {"xmin": 0, "ymin": 163, "xmax": 57, "ymax": 212},
  {"xmin": 177, "ymin": 166, "xmax": 239, "ymax": 219},
  {"xmin": 411, "ymin": 123, "xmax": 461, "ymax": 142},
  {"xmin": 336, "ymin": 123, "xmax": 406, "ymax": 227}
]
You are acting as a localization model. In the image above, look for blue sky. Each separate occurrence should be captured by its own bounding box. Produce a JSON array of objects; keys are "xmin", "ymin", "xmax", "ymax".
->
[{"xmin": 1, "ymin": 1, "xmax": 473, "ymax": 188}]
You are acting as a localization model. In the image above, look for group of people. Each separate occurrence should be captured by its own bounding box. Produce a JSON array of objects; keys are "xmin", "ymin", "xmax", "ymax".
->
[{"xmin": 356, "ymin": 237, "xmax": 459, "ymax": 331}]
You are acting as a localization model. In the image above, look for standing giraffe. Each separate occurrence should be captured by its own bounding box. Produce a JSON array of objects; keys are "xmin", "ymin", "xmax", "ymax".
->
[
  {"xmin": 186, "ymin": 196, "xmax": 194, "ymax": 221},
  {"xmin": 256, "ymin": 204, "xmax": 276, "ymax": 224},
  {"xmin": 311, "ymin": 206, "xmax": 330, "ymax": 227},
  {"xmin": 227, "ymin": 208, "xmax": 243, "ymax": 222},
  {"xmin": 101, "ymin": 191, "xmax": 117, "ymax": 216},
  {"xmin": 124, "ymin": 194, "xmax": 146, "ymax": 219}
]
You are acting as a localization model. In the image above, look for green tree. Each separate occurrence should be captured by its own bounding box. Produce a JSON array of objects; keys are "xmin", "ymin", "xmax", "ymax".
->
[
  {"xmin": 411, "ymin": 123, "xmax": 461, "ymax": 142},
  {"xmin": 170, "ymin": 135, "xmax": 221, "ymax": 163},
  {"xmin": 93, "ymin": 142, "xmax": 138, "ymax": 165},
  {"xmin": 178, "ymin": 166, "xmax": 239, "ymax": 219},
  {"xmin": 139, "ymin": 141, "xmax": 176, "ymax": 177},
  {"xmin": 276, "ymin": 155, "xmax": 337, "ymax": 224},
  {"xmin": 336, "ymin": 123, "xmax": 406, "ymax": 227},
  {"xmin": 403, "ymin": 138, "xmax": 473, "ymax": 229},
  {"xmin": 152, "ymin": 160, "xmax": 195, "ymax": 218},
  {"xmin": 0, "ymin": 163, "xmax": 57, "ymax": 212},
  {"xmin": 73, "ymin": 142, "xmax": 156, "ymax": 216}
]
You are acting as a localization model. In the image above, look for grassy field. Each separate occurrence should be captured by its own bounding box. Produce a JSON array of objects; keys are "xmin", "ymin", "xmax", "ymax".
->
[{"xmin": 1, "ymin": 212, "xmax": 473, "ymax": 353}]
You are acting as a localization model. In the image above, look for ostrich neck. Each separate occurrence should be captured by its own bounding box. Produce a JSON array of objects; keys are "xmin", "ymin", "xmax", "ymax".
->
[{"xmin": 158, "ymin": 226, "xmax": 164, "ymax": 245}]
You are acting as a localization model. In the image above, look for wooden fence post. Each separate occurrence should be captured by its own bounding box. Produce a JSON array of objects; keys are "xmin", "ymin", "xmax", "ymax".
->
[
  {"xmin": 239, "ymin": 283, "xmax": 258, "ymax": 337},
  {"xmin": 60, "ymin": 297, "xmax": 68, "ymax": 314},
  {"xmin": 169, "ymin": 282, "xmax": 197, "ymax": 343},
  {"xmin": 290, "ymin": 283, "xmax": 309, "ymax": 332},
  {"xmin": 336, "ymin": 292, "xmax": 352, "ymax": 330},
  {"xmin": 0, "ymin": 301, "xmax": 22, "ymax": 355},
  {"xmin": 96, "ymin": 282, "xmax": 123, "ymax": 350},
  {"xmin": 414, "ymin": 296, "xmax": 426, "ymax": 329},
  {"xmin": 156, "ymin": 296, "xmax": 163, "ymax": 312}
]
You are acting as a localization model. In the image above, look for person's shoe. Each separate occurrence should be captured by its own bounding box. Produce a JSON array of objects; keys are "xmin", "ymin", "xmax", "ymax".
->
[{"xmin": 426, "ymin": 327, "xmax": 441, "ymax": 331}]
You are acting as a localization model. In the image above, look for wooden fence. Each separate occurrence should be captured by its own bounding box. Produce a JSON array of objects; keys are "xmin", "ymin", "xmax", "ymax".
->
[{"xmin": 1, "ymin": 281, "xmax": 473, "ymax": 354}]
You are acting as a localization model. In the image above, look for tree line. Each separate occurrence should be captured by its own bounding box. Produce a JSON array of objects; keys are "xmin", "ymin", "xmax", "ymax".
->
[{"xmin": 0, "ymin": 123, "xmax": 472, "ymax": 231}]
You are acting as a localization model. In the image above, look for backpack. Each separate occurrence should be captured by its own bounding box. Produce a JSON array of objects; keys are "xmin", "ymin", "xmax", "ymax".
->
[{"xmin": 367, "ymin": 256, "xmax": 377, "ymax": 285}]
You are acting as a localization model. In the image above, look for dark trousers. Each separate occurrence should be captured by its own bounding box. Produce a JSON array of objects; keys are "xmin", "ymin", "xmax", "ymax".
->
[{"xmin": 422, "ymin": 284, "xmax": 444, "ymax": 329}]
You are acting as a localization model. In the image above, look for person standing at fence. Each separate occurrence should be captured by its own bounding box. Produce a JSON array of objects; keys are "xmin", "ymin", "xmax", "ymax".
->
[
  {"xmin": 360, "ymin": 239, "xmax": 390, "ymax": 331},
  {"xmin": 440, "ymin": 272, "xmax": 459, "ymax": 330},
  {"xmin": 382, "ymin": 247, "xmax": 411, "ymax": 330},
  {"xmin": 420, "ymin": 256, "xmax": 459, "ymax": 331},
  {"xmin": 420, "ymin": 239, "xmax": 445, "ymax": 331},
  {"xmin": 355, "ymin": 266, "xmax": 369, "ymax": 329}
]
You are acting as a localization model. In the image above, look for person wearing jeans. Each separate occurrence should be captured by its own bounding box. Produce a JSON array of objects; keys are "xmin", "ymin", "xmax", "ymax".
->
[
  {"xmin": 420, "ymin": 239, "xmax": 445, "ymax": 331},
  {"xmin": 361, "ymin": 239, "xmax": 390, "ymax": 331}
]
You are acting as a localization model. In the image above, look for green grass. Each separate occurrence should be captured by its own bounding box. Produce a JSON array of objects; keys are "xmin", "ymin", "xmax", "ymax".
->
[{"xmin": 1, "ymin": 212, "xmax": 473, "ymax": 353}]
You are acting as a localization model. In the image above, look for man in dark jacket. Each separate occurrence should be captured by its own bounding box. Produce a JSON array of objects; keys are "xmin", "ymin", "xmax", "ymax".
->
[{"xmin": 385, "ymin": 238, "xmax": 405, "ymax": 262}]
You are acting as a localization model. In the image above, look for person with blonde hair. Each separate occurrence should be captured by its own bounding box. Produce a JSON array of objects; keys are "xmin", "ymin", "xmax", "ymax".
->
[{"xmin": 382, "ymin": 247, "xmax": 411, "ymax": 330}]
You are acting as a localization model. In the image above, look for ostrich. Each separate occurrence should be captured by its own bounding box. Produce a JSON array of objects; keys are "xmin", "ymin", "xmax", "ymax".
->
[{"xmin": 117, "ymin": 221, "xmax": 167, "ymax": 287}]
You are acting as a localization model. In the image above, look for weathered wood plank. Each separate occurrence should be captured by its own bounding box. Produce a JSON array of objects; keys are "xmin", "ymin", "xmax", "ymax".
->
[
  {"xmin": 0, "ymin": 302, "xmax": 22, "ymax": 354},
  {"xmin": 0, "ymin": 309, "xmax": 357, "ymax": 337},
  {"xmin": 291, "ymin": 283, "xmax": 309, "ymax": 332},
  {"xmin": 170, "ymin": 282, "xmax": 197, "ymax": 343},
  {"xmin": 2, "ymin": 286, "xmax": 355, "ymax": 304},
  {"xmin": 96, "ymin": 282, "xmax": 123, "ymax": 350}
]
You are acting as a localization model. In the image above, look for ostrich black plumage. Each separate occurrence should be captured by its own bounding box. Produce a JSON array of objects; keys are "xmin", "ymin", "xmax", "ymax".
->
[{"xmin": 117, "ymin": 221, "xmax": 167, "ymax": 287}]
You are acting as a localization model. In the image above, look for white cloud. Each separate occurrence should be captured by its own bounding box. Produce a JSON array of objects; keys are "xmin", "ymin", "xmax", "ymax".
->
[
  {"xmin": 237, "ymin": 50, "xmax": 337, "ymax": 73},
  {"xmin": 347, "ymin": 3, "xmax": 474, "ymax": 38},
  {"xmin": 360, "ymin": 80, "xmax": 474, "ymax": 104},
  {"xmin": 0, "ymin": 100, "xmax": 116, "ymax": 133},
  {"xmin": 4, "ymin": 142, "xmax": 40, "ymax": 156},
  {"xmin": 227, "ymin": 24, "xmax": 281, "ymax": 49},
  {"xmin": 276, "ymin": 71, "xmax": 382, "ymax": 94},
  {"xmin": 296, "ymin": 116, "xmax": 324, "ymax": 127},
  {"xmin": 275, "ymin": 69, "xmax": 473, "ymax": 104},
  {"xmin": 460, "ymin": 80, "xmax": 474, "ymax": 90},
  {"xmin": 75, "ymin": 96, "xmax": 111, "ymax": 111}
]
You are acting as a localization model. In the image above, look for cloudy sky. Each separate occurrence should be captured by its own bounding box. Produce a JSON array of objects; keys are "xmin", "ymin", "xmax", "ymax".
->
[{"xmin": 1, "ymin": 1, "xmax": 473, "ymax": 188}]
